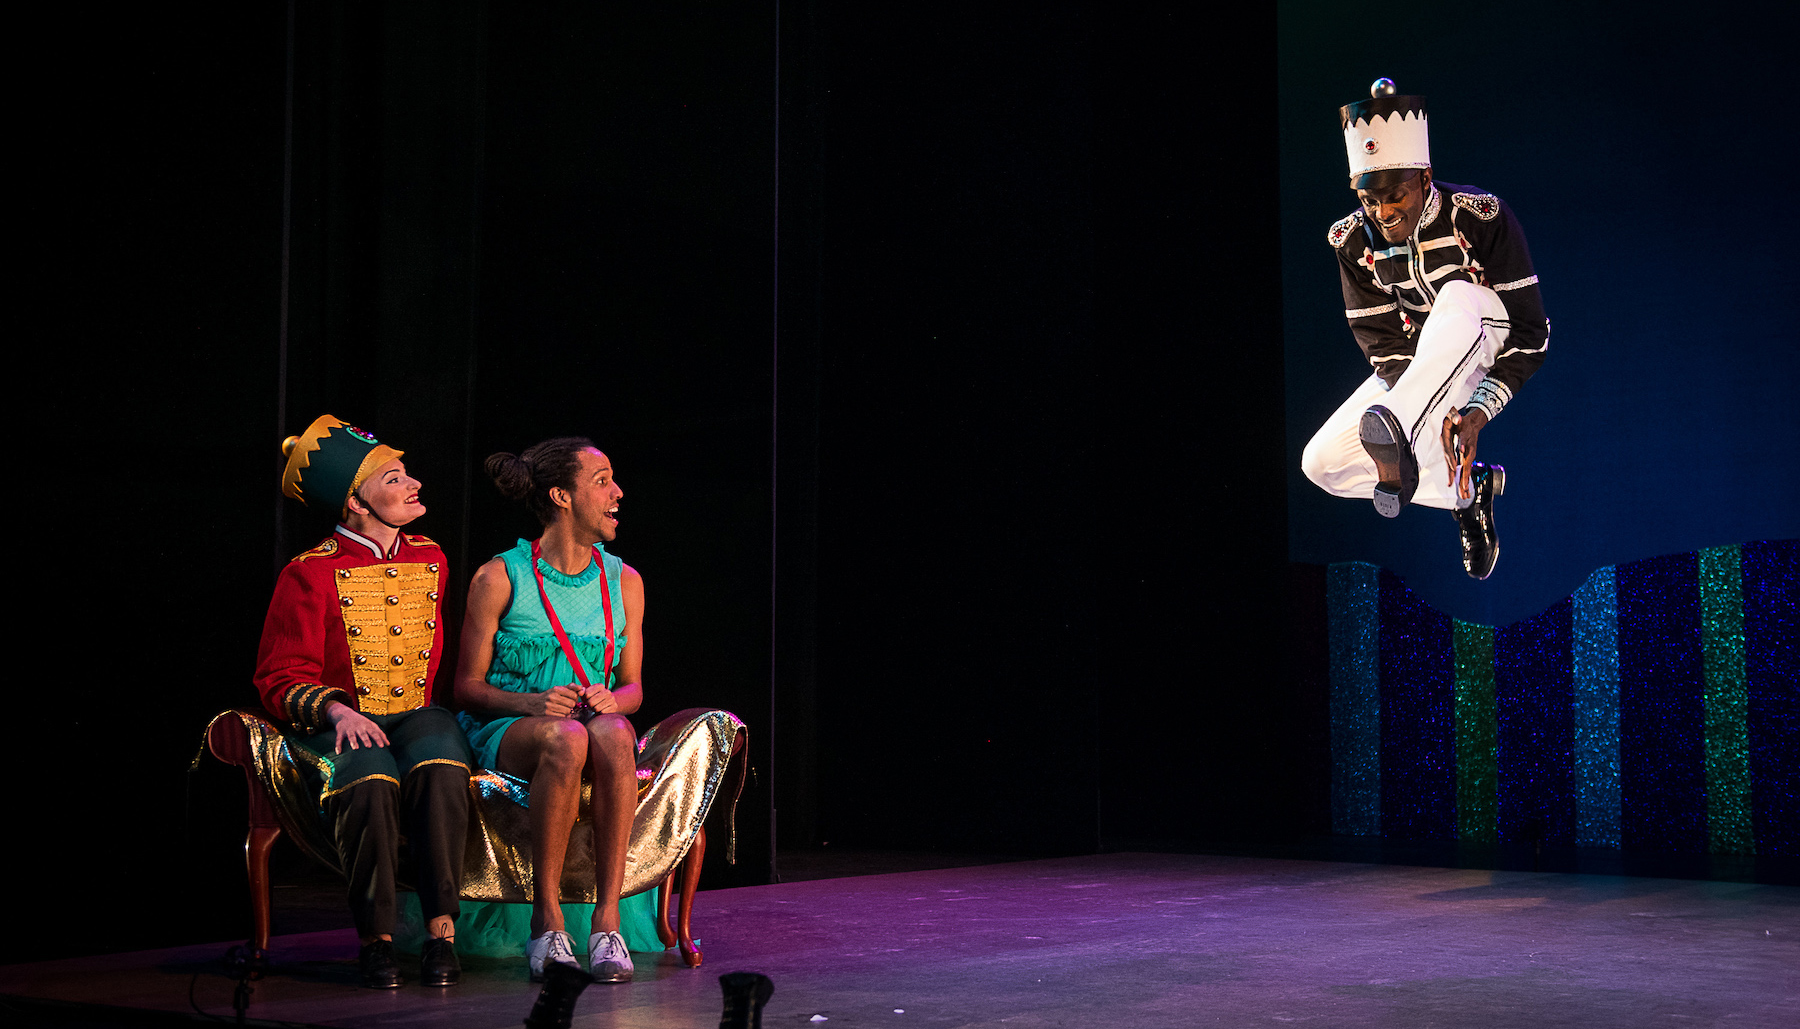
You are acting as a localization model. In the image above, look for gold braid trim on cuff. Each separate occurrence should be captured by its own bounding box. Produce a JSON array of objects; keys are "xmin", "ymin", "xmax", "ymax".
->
[
  {"xmin": 309, "ymin": 688, "xmax": 349, "ymax": 734},
  {"xmin": 283, "ymin": 683, "xmax": 350, "ymax": 735}
]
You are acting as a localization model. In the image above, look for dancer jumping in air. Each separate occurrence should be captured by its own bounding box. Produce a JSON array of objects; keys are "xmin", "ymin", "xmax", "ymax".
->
[{"xmin": 1302, "ymin": 79, "xmax": 1550, "ymax": 579}]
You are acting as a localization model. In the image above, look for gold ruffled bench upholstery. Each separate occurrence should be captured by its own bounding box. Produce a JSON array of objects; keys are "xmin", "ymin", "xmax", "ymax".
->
[{"xmin": 206, "ymin": 706, "xmax": 746, "ymax": 966}]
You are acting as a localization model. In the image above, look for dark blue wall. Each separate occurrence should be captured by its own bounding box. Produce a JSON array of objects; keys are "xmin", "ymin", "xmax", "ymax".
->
[{"xmin": 1280, "ymin": 1, "xmax": 1799, "ymax": 626}]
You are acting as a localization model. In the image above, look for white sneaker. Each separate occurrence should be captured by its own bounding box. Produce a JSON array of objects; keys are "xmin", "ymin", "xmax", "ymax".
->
[
  {"xmin": 587, "ymin": 930, "xmax": 634, "ymax": 983},
  {"xmin": 527, "ymin": 929, "xmax": 580, "ymax": 982}
]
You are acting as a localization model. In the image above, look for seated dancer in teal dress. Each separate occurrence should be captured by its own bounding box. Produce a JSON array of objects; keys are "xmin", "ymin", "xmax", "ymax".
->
[{"xmin": 454, "ymin": 437, "xmax": 649, "ymax": 983}]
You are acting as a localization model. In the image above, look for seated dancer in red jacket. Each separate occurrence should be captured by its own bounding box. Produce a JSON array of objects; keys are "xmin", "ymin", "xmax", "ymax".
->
[
  {"xmin": 255, "ymin": 415, "xmax": 473, "ymax": 989},
  {"xmin": 454, "ymin": 437, "xmax": 642, "ymax": 983}
]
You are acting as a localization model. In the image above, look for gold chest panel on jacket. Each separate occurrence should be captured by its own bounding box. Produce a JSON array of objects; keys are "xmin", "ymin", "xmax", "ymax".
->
[{"xmin": 333, "ymin": 562, "xmax": 439, "ymax": 714}]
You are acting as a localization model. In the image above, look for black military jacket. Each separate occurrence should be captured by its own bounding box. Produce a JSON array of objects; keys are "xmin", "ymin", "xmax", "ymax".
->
[{"xmin": 1329, "ymin": 180, "xmax": 1549, "ymax": 415}]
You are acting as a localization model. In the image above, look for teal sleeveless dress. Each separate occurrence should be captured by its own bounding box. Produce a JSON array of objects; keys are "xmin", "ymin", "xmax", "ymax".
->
[
  {"xmin": 459, "ymin": 538, "xmax": 629, "ymax": 769},
  {"xmin": 422, "ymin": 538, "xmax": 664, "ymax": 958}
]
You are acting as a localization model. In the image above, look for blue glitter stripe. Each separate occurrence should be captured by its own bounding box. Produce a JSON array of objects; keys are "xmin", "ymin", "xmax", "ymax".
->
[
  {"xmin": 1496, "ymin": 599, "xmax": 1575, "ymax": 847},
  {"xmin": 1379, "ymin": 570, "xmax": 1455, "ymax": 842},
  {"xmin": 1741, "ymin": 539, "xmax": 1798, "ymax": 856},
  {"xmin": 1699, "ymin": 545, "xmax": 1753, "ymax": 855},
  {"xmin": 1618, "ymin": 553, "xmax": 1706, "ymax": 854},
  {"xmin": 1572, "ymin": 567, "xmax": 1620, "ymax": 848},
  {"xmin": 1327, "ymin": 562, "xmax": 1381, "ymax": 836}
]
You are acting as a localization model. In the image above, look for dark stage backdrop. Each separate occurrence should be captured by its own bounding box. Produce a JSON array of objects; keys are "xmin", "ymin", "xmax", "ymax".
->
[
  {"xmin": 1280, "ymin": 1, "xmax": 1800, "ymax": 626},
  {"xmin": 804, "ymin": 4, "xmax": 1294, "ymax": 858},
  {"xmin": 20, "ymin": 1, "xmax": 779, "ymax": 963},
  {"xmin": 22, "ymin": 1, "xmax": 1298, "ymax": 965}
]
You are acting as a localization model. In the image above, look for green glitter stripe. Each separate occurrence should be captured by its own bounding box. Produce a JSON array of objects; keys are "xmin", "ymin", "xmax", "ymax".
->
[
  {"xmin": 1453, "ymin": 619, "xmax": 1497, "ymax": 844},
  {"xmin": 1699, "ymin": 545, "xmax": 1755, "ymax": 855}
]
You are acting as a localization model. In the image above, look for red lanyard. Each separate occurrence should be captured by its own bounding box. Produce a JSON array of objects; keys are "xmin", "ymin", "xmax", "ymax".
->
[{"xmin": 529, "ymin": 539, "xmax": 616, "ymax": 691}]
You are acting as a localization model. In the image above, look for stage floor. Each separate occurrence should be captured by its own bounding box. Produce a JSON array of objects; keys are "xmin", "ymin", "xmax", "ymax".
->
[{"xmin": 4, "ymin": 852, "xmax": 1796, "ymax": 1027}]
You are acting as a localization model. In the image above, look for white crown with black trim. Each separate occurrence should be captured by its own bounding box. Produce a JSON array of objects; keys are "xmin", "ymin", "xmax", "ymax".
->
[{"xmin": 1339, "ymin": 80, "xmax": 1430, "ymax": 186}]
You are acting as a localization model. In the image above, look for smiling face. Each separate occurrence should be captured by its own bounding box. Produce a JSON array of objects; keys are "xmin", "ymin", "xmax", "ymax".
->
[
  {"xmin": 551, "ymin": 447, "xmax": 624, "ymax": 542},
  {"xmin": 348, "ymin": 458, "xmax": 425, "ymax": 527},
  {"xmin": 1356, "ymin": 170, "xmax": 1431, "ymax": 244}
]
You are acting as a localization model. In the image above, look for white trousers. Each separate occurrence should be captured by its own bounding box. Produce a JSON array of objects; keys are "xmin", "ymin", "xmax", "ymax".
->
[{"xmin": 1301, "ymin": 279, "xmax": 1511, "ymax": 511}]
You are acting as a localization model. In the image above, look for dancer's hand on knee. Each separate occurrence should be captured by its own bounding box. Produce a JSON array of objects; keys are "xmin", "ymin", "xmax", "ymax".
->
[{"xmin": 325, "ymin": 702, "xmax": 390, "ymax": 753}]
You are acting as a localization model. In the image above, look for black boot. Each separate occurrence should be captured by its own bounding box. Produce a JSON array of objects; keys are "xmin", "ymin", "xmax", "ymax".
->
[
  {"xmin": 420, "ymin": 936, "xmax": 460, "ymax": 987},
  {"xmin": 358, "ymin": 939, "xmax": 403, "ymax": 989},
  {"xmin": 524, "ymin": 962, "xmax": 595, "ymax": 1029},
  {"xmin": 719, "ymin": 972, "xmax": 775, "ymax": 1029},
  {"xmin": 1453, "ymin": 462, "xmax": 1505, "ymax": 580},
  {"xmin": 1359, "ymin": 405, "xmax": 1418, "ymax": 518}
]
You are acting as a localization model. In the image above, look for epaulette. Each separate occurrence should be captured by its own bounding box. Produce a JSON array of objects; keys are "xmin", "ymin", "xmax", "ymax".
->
[
  {"xmin": 1451, "ymin": 192, "xmax": 1502, "ymax": 221},
  {"xmin": 403, "ymin": 533, "xmax": 442, "ymax": 551},
  {"xmin": 292, "ymin": 538, "xmax": 340, "ymax": 563},
  {"xmin": 1327, "ymin": 210, "xmax": 1364, "ymax": 249}
]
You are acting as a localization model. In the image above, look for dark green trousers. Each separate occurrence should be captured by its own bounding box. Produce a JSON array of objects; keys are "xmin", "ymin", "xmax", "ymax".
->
[{"xmin": 292, "ymin": 706, "xmax": 472, "ymax": 938}]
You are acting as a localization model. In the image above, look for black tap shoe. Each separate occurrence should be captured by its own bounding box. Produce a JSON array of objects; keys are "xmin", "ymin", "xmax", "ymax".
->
[
  {"xmin": 1453, "ymin": 462, "xmax": 1505, "ymax": 580},
  {"xmin": 421, "ymin": 936, "xmax": 461, "ymax": 987},
  {"xmin": 1359, "ymin": 405, "xmax": 1418, "ymax": 518},
  {"xmin": 359, "ymin": 939, "xmax": 404, "ymax": 989}
]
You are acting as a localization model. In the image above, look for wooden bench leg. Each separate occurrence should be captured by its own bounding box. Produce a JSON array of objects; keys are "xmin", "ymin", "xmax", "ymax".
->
[
  {"xmin": 246, "ymin": 824, "xmax": 281, "ymax": 952},
  {"xmin": 654, "ymin": 870, "xmax": 679, "ymax": 949},
  {"xmin": 675, "ymin": 825, "xmax": 705, "ymax": 967}
]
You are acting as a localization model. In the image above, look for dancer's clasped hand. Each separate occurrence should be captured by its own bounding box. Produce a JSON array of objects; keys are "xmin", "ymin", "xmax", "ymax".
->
[
  {"xmin": 580, "ymin": 683, "xmax": 621, "ymax": 715},
  {"xmin": 1440, "ymin": 407, "xmax": 1489, "ymax": 501},
  {"xmin": 530, "ymin": 684, "xmax": 586, "ymax": 719}
]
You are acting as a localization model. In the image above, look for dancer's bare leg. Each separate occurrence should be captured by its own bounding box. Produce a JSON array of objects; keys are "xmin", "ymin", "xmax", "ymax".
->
[
  {"xmin": 585, "ymin": 713, "xmax": 637, "ymax": 934},
  {"xmin": 497, "ymin": 716, "xmax": 589, "ymax": 936}
]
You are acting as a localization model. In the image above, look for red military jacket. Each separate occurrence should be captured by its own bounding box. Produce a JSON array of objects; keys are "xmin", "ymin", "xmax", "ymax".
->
[{"xmin": 254, "ymin": 527, "xmax": 449, "ymax": 733}]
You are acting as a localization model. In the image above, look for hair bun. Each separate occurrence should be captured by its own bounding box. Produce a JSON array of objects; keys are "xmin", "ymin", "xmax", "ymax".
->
[{"xmin": 485, "ymin": 451, "xmax": 533, "ymax": 500}]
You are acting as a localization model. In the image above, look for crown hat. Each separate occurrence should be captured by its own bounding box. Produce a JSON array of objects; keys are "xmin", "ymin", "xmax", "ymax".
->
[
  {"xmin": 280, "ymin": 414, "xmax": 404, "ymax": 513},
  {"xmin": 1340, "ymin": 78, "xmax": 1430, "ymax": 190}
]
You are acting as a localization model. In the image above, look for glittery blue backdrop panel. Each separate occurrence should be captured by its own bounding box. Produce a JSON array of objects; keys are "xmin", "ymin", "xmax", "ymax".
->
[
  {"xmin": 1741, "ymin": 538, "xmax": 1798, "ymax": 856},
  {"xmin": 1494, "ymin": 599, "xmax": 1574, "ymax": 847},
  {"xmin": 1379, "ymin": 569, "xmax": 1455, "ymax": 841},
  {"xmin": 1617, "ymin": 553, "xmax": 1706, "ymax": 854},
  {"xmin": 1571, "ymin": 568, "xmax": 1621, "ymax": 848},
  {"xmin": 1327, "ymin": 562, "xmax": 1382, "ymax": 836}
]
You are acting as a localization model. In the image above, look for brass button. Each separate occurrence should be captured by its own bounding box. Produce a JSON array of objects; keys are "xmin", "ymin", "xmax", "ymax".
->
[
  {"xmin": 426, "ymin": 619, "xmax": 436, "ymax": 630},
  {"xmin": 428, "ymin": 591, "xmax": 440, "ymax": 602},
  {"xmin": 386, "ymin": 567, "xmax": 399, "ymax": 578},
  {"xmin": 354, "ymin": 656, "xmax": 367, "ymax": 665},
  {"xmin": 391, "ymin": 655, "xmax": 405, "ymax": 666},
  {"xmin": 337, "ymin": 569, "xmax": 352, "ymax": 579},
  {"xmin": 419, "ymin": 648, "xmax": 432, "ymax": 660},
  {"xmin": 340, "ymin": 597, "xmax": 354, "ymax": 607},
  {"xmin": 390, "ymin": 625, "xmax": 403, "ymax": 636},
  {"xmin": 385, "ymin": 595, "xmax": 399, "ymax": 605},
  {"xmin": 414, "ymin": 677, "xmax": 427, "ymax": 687},
  {"xmin": 391, "ymin": 686, "xmax": 405, "ymax": 697},
  {"xmin": 429, "ymin": 563, "xmax": 440, "ymax": 573},
  {"xmin": 356, "ymin": 685, "xmax": 371, "ymax": 696},
  {"xmin": 348, "ymin": 626, "xmax": 362, "ymax": 637}
]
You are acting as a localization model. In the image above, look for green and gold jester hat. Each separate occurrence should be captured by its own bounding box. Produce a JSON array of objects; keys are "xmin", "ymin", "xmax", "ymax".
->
[{"xmin": 280, "ymin": 414, "xmax": 404, "ymax": 515}]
